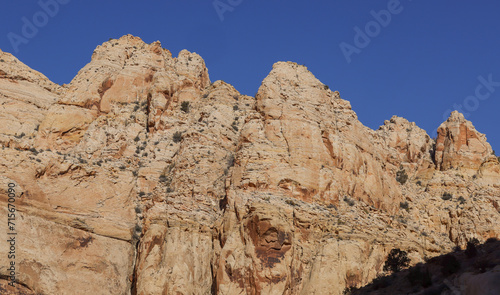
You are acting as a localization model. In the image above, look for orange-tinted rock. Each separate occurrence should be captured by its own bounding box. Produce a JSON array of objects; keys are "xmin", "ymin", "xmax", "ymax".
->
[{"xmin": 435, "ymin": 111, "xmax": 493, "ymax": 171}]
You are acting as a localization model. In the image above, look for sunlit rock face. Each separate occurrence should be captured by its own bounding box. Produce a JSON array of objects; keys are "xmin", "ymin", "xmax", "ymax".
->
[
  {"xmin": 0, "ymin": 35, "xmax": 498, "ymax": 295},
  {"xmin": 435, "ymin": 110, "xmax": 493, "ymax": 172}
]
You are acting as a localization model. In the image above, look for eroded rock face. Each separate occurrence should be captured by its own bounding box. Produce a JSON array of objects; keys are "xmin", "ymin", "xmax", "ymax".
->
[
  {"xmin": 0, "ymin": 35, "xmax": 499, "ymax": 295},
  {"xmin": 435, "ymin": 111, "xmax": 493, "ymax": 172}
]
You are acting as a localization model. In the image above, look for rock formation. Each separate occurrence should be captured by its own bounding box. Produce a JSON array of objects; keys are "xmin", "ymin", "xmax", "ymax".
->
[{"xmin": 0, "ymin": 35, "xmax": 498, "ymax": 294}]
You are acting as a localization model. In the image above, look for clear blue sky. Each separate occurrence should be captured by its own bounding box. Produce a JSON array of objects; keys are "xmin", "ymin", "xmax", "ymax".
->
[{"xmin": 1, "ymin": 1, "xmax": 499, "ymax": 151}]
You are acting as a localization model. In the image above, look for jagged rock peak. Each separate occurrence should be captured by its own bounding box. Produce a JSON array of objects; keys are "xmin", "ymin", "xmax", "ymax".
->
[
  {"xmin": 435, "ymin": 110, "xmax": 493, "ymax": 171},
  {"xmin": 258, "ymin": 61, "xmax": 331, "ymax": 96}
]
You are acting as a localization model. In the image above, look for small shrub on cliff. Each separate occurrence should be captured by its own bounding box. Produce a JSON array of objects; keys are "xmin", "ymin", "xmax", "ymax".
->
[
  {"xmin": 465, "ymin": 238, "xmax": 479, "ymax": 258},
  {"xmin": 343, "ymin": 196, "xmax": 355, "ymax": 206},
  {"xmin": 227, "ymin": 154, "xmax": 235, "ymax": 167},
  {"xmin": 457, "ymin": 196, "xmax": 466, "ymax": 204},
  {"xmin": 384, "ymin": 248, "xmax": 410, "ymax": 273},
  {"xmin": 400, "ymin": 201, "xmax": 410, "ymax": 212},
  {"xmin": 173, "ymin": 131, "xmax": 182, "ymax": 143},
  {"xmin": 441, "ymin": 192, "xmax": 452, "ymax": 201},
  {"xmin": 159, "ymin": 174, "xmax": 168, "ymax": 183},
  {"xmin": 396, "ymin": 167, "xmax": 408, "ymax": 184},
  {"xmin": 181, "ymin": 101, "xmax": 190, "ymax": 113}
]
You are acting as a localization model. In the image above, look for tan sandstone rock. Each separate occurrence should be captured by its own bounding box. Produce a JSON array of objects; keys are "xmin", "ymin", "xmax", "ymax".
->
[{"xmin": 0, "ymin": 35, "xmax": 498, "ymax": 295}]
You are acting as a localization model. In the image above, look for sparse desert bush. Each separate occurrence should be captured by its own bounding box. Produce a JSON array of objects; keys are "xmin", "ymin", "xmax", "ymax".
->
[
  {"xmin": 343, "ymin": 196, "xmax": 355, "ymax": 206},
  {"xmin": 465, "ymin": 238, "xmax": 479, "ymax": 258},
  {"xmin": 400, "ymin": 201, "xmax": 409, "ymax": 212},
  {"xmin": 159, "ymin": 174, "xmax": 168, "ymax": 183},
  {"xmin": 396, "ymin": 167, "xmax": 408, "ymax": 184},
  {"xmin": 384, "ymin": 248, "xmax": 410, "ymax": 273},
  {"xmin": 181, "ymin": 101, "xmax": 190, "ymax": 113},
  {"xmin": 441, "ymin": 192, "xmax": 452, "ymax": 201},
  {"xmin": 173, "ymin": 131, "xmax": 182, "ymax": 143}
]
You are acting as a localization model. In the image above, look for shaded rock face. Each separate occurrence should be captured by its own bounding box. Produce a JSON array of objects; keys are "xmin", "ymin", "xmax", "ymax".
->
[
  {"xmin": 0, "ymin": 35, "xmax": 499, "ymax": 295},
  {"xmin": 350, "ymin": 239, "xmax": 500, "ymax": 295}
]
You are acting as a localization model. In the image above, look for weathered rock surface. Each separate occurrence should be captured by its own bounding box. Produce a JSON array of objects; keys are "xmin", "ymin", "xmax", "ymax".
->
[
  {"xmin": 0, "ymin": 35, "xmax": 498, "ymax": 294},
  {"xmin": 435, "ymin": 111, "xmax": 494, "ymax": 172}
]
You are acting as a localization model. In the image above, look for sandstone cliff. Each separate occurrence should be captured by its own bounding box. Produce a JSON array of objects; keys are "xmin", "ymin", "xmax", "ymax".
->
[{"xmin": 0, "ymin": 35, "xmax": 498, "ymax": 295}]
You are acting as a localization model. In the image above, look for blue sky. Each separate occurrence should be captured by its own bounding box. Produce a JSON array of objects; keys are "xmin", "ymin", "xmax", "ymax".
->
[{"xmin": 1, "ymin": 0, "xmax": 499, "ymax": 151}]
